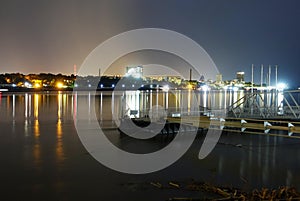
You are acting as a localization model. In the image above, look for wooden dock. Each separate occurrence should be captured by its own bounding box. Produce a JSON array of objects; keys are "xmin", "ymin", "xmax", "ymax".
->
[
  {"xmin": 167, "ymin": 116, "xmax": 300, "ymax": 138},
  {"xmin": 168, "ymin": 116, "xmax": 300, "ymax": 133},
  {"xmin": 118, "ymin": 116, "xmax": 300, "ymax": 140}
]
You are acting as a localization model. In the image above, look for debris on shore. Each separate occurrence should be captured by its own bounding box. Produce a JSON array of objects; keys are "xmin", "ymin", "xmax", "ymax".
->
[
  {"xmin": 121, "ymin": 180, "xmax": 300, "ymax": 200},
  {"xmin": 150, "ymin": 180, "xmax": 300, "ymax": 201},
  {"xmin": 150, "ymin": 182, "xmax": 163, "ymax": 189}
]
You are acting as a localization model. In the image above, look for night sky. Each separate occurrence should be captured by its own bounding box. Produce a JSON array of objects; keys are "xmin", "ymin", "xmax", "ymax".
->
[{"xmin": 0, "ymin": 0, "xmax": 299, "ymax": 86}]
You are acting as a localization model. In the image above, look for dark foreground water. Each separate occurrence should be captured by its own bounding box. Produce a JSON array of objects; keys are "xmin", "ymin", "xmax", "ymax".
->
[{"xmin": 0, "ymin": 92, "xmax": 300, "ymax": 201}]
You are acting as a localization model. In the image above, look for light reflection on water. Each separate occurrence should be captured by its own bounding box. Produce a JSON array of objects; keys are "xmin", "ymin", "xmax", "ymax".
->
[
  {"xmin": 0, "ymin": 91, "xmax": 299, "ymax": 200},
  {"xmin": 0, "ymin": 90, "xmax": 267, "ymax": 122}
]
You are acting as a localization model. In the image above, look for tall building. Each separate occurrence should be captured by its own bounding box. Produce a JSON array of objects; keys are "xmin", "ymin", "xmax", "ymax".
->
[
  {"xmin": 216, "ymin": 74, "xmax": 223, "ymax": 84},
  {"xmin": 125, "ymin": 66, "xmax": 143, "ymax": 78},
  {"xmin": 236, "ymin": 71, "xmax": 245, "ymax": 82}
]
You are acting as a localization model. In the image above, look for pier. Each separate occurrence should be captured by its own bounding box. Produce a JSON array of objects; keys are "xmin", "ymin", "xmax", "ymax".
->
[
  {"xmin": 119, "ymin": 116, "xmax": 300, "ymax": 140},
  {"xmin": 119, "ymin": 89, "xmax": 300, "ymax": 139}
]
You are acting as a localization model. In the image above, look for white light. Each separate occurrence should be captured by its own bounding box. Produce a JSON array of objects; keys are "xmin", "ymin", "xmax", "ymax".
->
[
  {"xmin": 201, "ymin": 85, "xmax": 209, "ymax": 91},
  {"xmin": 162, "ymin": 85, "xmax": 169, "ymax": 91},
  {"xmin": 88, "ymin": 84, "xmax": 91, "ymax": 87},
  {"xmin": 25, "ymin": 82, "xmax": 29, "ymax": 86},
  {"xmin": 112, "ymin": 84, "xmax": 115, "ymax": 88},
  {"xmin": 233, "ymin": 86, "xmax": 239, "ymax": 91},
  {"xmin": 100, "ymin": 84, "xmax": 103, "ymax": 88},
  {"xmin": 171, "ymin": 113, "xmax": 181, "ymax": 117},
  {"xmin": 24, "ymin": 82, "xmax": 32, "ymax": 88},
  {"xmin": 277, "ymin": 83, "xmax": 287, "ymax": 90},
  {"xmin": 122, "ymin": 84, "xmax": 125, "ymax": 87}
]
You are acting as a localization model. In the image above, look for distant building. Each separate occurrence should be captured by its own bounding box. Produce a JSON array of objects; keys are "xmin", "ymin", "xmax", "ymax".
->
[
  {"xmin": 236, "ymin": 71, "xmax": 245, "ymax": 82},
  {"xmin": 216, "ymin": 74, "xmax": 223, "ymax": 84},
  {"xmin": 125, "ymin": 66, "xmax": 143, "ymax": 78},
  {"xmin": 146, "ymin": 75, "xmax": 182, "ymax": 85},
  {"xmin": 199, "ymin": 75, "xmax": 205, "ymax": 82}
]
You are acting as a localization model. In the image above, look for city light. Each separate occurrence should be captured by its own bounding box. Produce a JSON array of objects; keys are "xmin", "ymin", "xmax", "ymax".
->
[
  {"xmin": 187, "ymin": 84, "xmax": 193, "ymax": 89},
  {"xmin": 233, "ymin": 86, "xmax": 239, "ymax": 91},
  {"xmin": 277, "ymin": 83, "xmax": 287, "ymax": 91},
  {"xmin": 34, "ymin": 83, "xmax": 41, "ymax": 88},
  {"xmin": 24, "ymin": 82, "xmax": 32, "ymax": 88},
  {"xmin": 162, "ymin": 85, "xmax": 169, "ymax": 91},
  {"xmin": 0, "ymin": 68, "xmax": 293, "ymax": 92},
  {"xmin": 200, "ymin": 85, "xmax": 209, "ymax": 91},
  {"xmin": 56, "ymin": 82, "xmax": 64, "ymax": 89}
]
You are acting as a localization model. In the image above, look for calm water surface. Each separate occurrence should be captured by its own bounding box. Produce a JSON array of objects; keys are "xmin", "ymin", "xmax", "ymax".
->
[{"xmin": 0, "ymin": 91, "xmax": 299, "ymax": 201}]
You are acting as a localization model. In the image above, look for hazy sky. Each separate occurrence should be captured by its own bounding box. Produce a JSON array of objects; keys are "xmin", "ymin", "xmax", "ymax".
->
[{"xmin": 0, "ymin": 0, "xmax": 299, "ymax": 86}]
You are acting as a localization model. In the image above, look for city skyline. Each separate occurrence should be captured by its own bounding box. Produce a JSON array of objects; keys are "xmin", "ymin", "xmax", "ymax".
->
[{"xmin": 0, "ymin": 66, "xmax": 287, "ymax": 90}]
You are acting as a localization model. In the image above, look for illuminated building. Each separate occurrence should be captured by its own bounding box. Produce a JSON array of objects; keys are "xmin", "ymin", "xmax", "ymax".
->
[
  {"xmin": 216, "ymin": 74, "xmax": 223, "ymax": 84},
  {"xmin": 145, "ymin": 75, "xmax": 182, "ymax": 85},
  {"xmin": 31, "ymin": 79, "xmax": 42, "ymax": 88},
  {"xmin": 236, "ymin": 71, "xmax": 245, "ymax": 82},
  {"xmin": 125, "ymin": 66, "xmax": 143, "ymax": 78}
]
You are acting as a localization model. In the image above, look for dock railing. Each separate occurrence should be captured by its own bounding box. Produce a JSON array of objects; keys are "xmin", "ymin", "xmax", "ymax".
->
[{"xmin": 228, "ymin": 90, "xmax": 300, "ymax": 119}]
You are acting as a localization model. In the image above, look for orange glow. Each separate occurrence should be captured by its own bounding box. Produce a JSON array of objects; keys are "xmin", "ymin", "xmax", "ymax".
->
[
  {"xmin": 56, "ymin": 82, "xmax": 64, "ymax": 88},
  {"xmin": 57, "ymin": 119, "xmax": 62, "ymax": 136},
  {"xmin": 34, "ymin": 83, "xmax": 41, "ymax": 88},
  {"xmin": 56, "ymin": 118, "xmax": 65, "ymax": 164},
  {"xmin": 34, "ymin": 94, "xmax": 39, "ymax": 118},
  {"xmin": 187, "ymin": 84, "xmax": 193, "ymax": 89},
  {"xmin": 34, "ymin": 119, "xmax": 40, "ymax": 137},
  {"xmin": 58, "ymin": 92, "xmax": 62, "ymax": 119}
]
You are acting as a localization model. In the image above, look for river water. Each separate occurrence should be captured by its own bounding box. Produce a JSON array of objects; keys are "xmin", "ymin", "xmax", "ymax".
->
[{"xmin": 0, "ymin": 91, "xmax": 299, "ymax": 201}]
